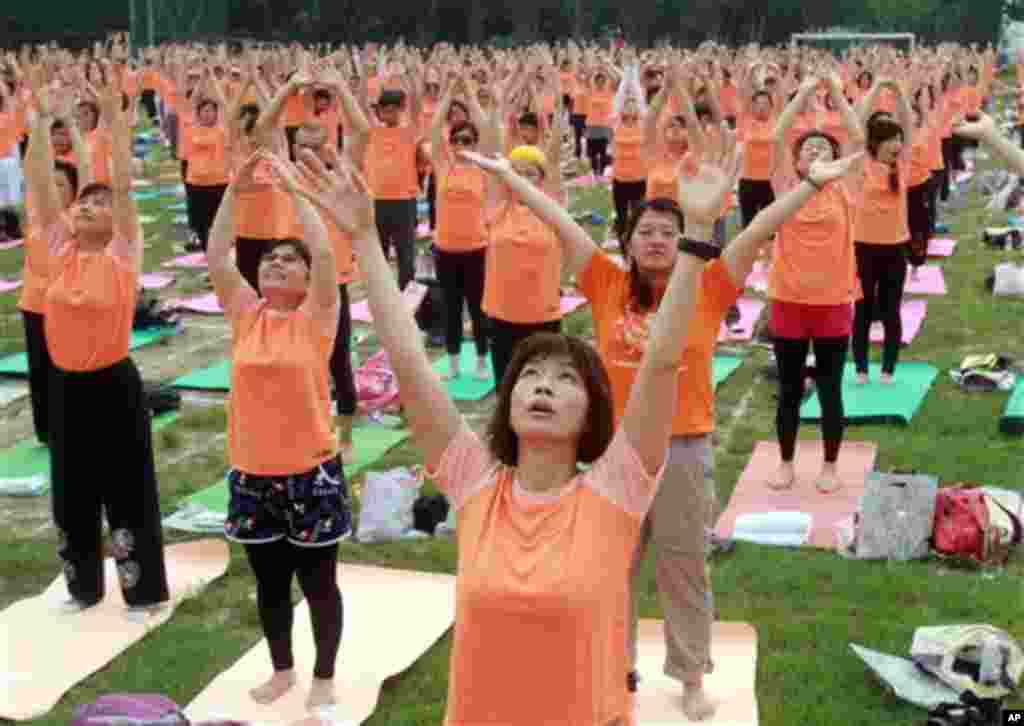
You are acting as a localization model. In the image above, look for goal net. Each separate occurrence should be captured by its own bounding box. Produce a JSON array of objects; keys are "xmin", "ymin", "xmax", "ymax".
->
[{"xmin": 791, "ymin": 32, "xmax": 915, "ymax": 56}]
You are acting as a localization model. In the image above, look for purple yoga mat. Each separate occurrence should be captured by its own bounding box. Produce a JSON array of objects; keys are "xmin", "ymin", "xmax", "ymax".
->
[
  {"xmin": 0, "ymin": 278, "xmax": 22, "ymax": 293},
  {"xmin": 870, "ymin": 299, "xmax": 927, "ymax": 344},
  {"xmin": 168, "ymin": 292, "xmax": 222, "ymax": 314},
  {"xmin": 928, "ymin": 238, "xmax": 957, "ymax": 257},
  {"xmin": 161, "ymin": 253, "xmax": 208, "ymax": 269},
  {"xmin": 566, "ymin": 174, "xmax": 598, "ymax": 188},
  {"xmin": 141, "ymin": 273, "xmax": 175, "ymax": 290},
  {"xmin": 416, "ymin": 223, "xmax": 432, "ymax": 239},
  {"xmin": 745, "ymin": 261, "xmax": 769, "ymax": 293},
  {"xmin": 0, "ymin": 238, "xmax": 24, "ymax": 251},
  {"xmin": 904, "ymin": 265, "xmax": 946, "ymax": 295},
  {"xmin": 560, "ymin": 296, "xmax": 587, "ymax": 315},
  {"xmin": 718, "ymin": 297, "xmax": 765, "ymax": 342}
]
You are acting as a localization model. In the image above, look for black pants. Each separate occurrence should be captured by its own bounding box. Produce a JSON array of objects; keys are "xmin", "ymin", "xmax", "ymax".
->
[
  {"xmin": 426, "ymin": 173, "xmax": 437, "ymax": 231},
  {"xmin": 330, "ymin": 285, "xmax": 357, "ymax": 417},
  {"xmin": 21, "ymin": 310, "xmax": 52, "ymax": 445},
  {"xmin": 738, "ymin": 179, "xmax": 775, "ymax": 230},
  {"xmin": 245, "ymin": 540, "xmax": 343, "ymax": 679},
  {"xmin": 374, "ymin": 198, "xmax": 417, "ymax": 290},
  {"xmin": 236, "ymin": 237, "xmax": 274, "ymax": 294},
  {"xmin": 284, "ymin": 126, "xmax": 300, "ymax": 162},
  {"xmin": 906, "ymin": 179, "xmax": 933, "ymax": 267},
  {"xmin": 774, "ymin": 337, "xmax": 848, "ymax": 463},
  {"xmin": 587, "ymin": 136, "xmax": 610, "ymax": 177},
  {"xmin": 852, "ymin": 242, "xmax": 909, "ymax": 375},
  {"xmin": 140, "ymin": 90, "xmax": 158, "ymax": 122},
  {"xmin": 19, "ymin": 137, "xmax": 28, "ymax": 160},
  {"xmin": 929, "ymin": 171, "xmax": 943, "ymax": 234},
  {"xmin": 187, "ymin": 184, "xmax": 227, "ymax": 250},
  {"xmin": 435, "ymin": 247, "xmax": 488, "ymax": 358},
  {"xmin": 50, "ymin": 357, "xmax": 169, "ymax": 607},
  {"xmin": 612, "ymin": 180, "xmax": 647, "ymax": 243},
  {"xmin": 939, "ymin": 137, "xmax": 954, "ymax": 201},
  {"xmin": 488, "ymin": 317, "xmax": 561, "ymax": 388},
  {"xmin": 180, "ymin": 160, "xmax": 197, "ymax": 234},
  {"xmin": 570, "ymin": 114, "xmax": 587, "ymax": 159}
]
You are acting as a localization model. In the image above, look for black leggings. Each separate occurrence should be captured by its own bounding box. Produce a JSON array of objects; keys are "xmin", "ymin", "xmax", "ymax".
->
[
  {"xmin": 737, "ymin": 179, "xmax": 775, "ymax": 230},
  {"xmin": 244, "ymin": 540, "xmax": 343, "ymax": 680},
  {"xmin": 21, "ymin": 310, "xmax": 52, "ymax": 445},
  {"xmin": 587, "ymin": 136, "xmax": 610, "ymax": 177},
  {"xmin": 774, "ymin": 337, "xmax": 848, "ymax": 463},
  {"xmin": 612, "ymin": 180, "xmax": 647, "ymax": 242},
  {"xmin": 852, "ymin": 242, "xmax": 909, "ymax": 375},
  {"xmin": 330, "ymin": 285, "xmax": 357, "ymax": 417},
  {"xmin": 51, "ymin": 357, "xmax": 169, "ymax": 607},
  {"xmin": 488, "ymin": 318, "xmax": 561, "ymax": 389},
  {"xmin": 180, "ymin": 161, "xmax": 196, "ymax": 233},
  {"xmin": 435, "ymin": 247, "xmax": 488, "ymax": 358},
  {"xmin": 187, "ymin": 184, "xmax": 227, "ymax": 250},
  {"xmin": 426, "ymin": 173, "xmax": 437, "ymax": 231},
  {"xmin": 939, "ymin": 137, "xmax": 954, "ymax": 201},
  {"xmin": 140, "ymin": 90, "xmax": 158, "ymax": 121},
  {"xmin": 570, "ymin": 115, "xmax": 587, "ymax": 159},
  {"xmin": 374, "ymin": 199, "xmax": 417, "ymax": 290},
  {"xmin": 906, "ymin": 179, "xmax": 934, "ymax": 267}
]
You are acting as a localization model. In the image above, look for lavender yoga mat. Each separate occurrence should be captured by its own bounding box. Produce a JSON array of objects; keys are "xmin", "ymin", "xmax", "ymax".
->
[
  {"xmin": 870, "ymin": 299, "xmax": 927, "ymax": 344},
  {"xmin": 141, "ymin": 273, "xmax": 175, "ymax": 290},
  {"xmin": 168, "ymin": 292, "xmax": 222, "ymax": 314},
  {"xmin": 745, "ymin": 261, "xmax": 769, "ymax": 293},
  {"xmin": 718, "ymin": 298, "xmax": 765, "ymax": 342},
  {"xmin": 0, "ymin": 279, "xmax": 22, "ymax": 293},
  {"xmin": 560, "ymin": 295, "xmax": 587, "ymax": 315},
  {"xmin": 0, "ymin": 239, "xmax": 24, "ymax": 251},
  {"xmin": 904, "ymin": 265, "xmax": 946, "ymax": 296},
  {"xmin": 928, "ymin": 238, "xmax": 957, "ymax": 257},
  {"xmin": 161, "ymin": 253, "xmax": 208, "ymax": 269}
]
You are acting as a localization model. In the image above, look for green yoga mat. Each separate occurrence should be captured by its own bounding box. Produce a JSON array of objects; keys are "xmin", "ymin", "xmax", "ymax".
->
[
  {"xmin": 164, "ymin": 424, "xmax": 410, "ymax": 532},
  {"xmin": 713, "ymin": 355, "xmax": 743, "ymax": 389},
  {"xmin": 801, "ymin": 362, "xmax": 937, "ymax": 425},
  {"xmin": 432, "ymin": 342, "xmax": 495, "ymax": 401},
  {"xmin": 1000, "ymin": 382, "xmax": 1024, "ymax": 435},
  {"xmin": 172, "ymin": 359, "xmax": 232, "ymax": 391},
  {"xmin": 0, "ymin": 412, "xmax": 179, "ymax": 496},
  {"xmin": 0, "ymin": 326, "xmax": 182, "ymax": 377}
]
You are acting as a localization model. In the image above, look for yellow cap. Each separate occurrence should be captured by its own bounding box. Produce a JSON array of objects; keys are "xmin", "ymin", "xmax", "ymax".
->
[{"xmin": 508, "ymin": 145, "xmax": 548, "ymax": 172}]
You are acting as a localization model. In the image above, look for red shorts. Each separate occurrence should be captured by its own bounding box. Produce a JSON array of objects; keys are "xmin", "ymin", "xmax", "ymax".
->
[{"xmin": 770, "ymin": 300, "xmax": 853, "ymax": 340}]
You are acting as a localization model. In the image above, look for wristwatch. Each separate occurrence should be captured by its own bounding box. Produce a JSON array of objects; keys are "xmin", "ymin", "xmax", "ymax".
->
[{"xmin": 679, "ymin": 238, "xmax": 721, "ymax": 260}]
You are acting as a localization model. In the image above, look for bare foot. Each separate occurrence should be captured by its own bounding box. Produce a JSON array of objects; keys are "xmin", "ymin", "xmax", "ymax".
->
[
  {"xmin": 124, "ymin": 602, "xmax": 168, "ymax": 624},
  {"xmin": 250, "ymin": 670, "xmax": 297, "ymax": 704},
  {"xmin": 815, "ymin": 465, "xmax": 841, "ymax": 494},
  {"xmin": 855, "ymin": 372, "xmax": 869, "ymax": 385},
  {"xmin": 880, "ymin": 372, "xmax": 895, "ymax": 384},
  {"xmin": 682, "ymin": 682, "xmax": 716, "ymax": 721},
  {"xmin": 441, "ymin": 357, "xmax": 460, "ymax": 381},
  {"xmin": 768, "ymin": 461, "xmax": 795, "ymax": 490},
  {"xmin": 306, "ymin": 677, "xmax": 336, "ymax": 712}
]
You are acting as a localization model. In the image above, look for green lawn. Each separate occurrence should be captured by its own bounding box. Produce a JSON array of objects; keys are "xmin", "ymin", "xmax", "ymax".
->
[{"xmin": 0, "ymin": 130, "xmax": 1022, "ymax": 726}]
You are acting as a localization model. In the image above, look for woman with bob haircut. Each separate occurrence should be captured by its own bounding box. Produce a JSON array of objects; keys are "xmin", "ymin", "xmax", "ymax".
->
[{"xmin": 284, "ymin": 103, "xmax": 857, "ymax": 722}]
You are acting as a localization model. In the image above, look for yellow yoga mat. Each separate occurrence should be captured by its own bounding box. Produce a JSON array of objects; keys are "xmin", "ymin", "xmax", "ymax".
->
[
  {"xmin": 185, "ymin": 563, "xmax": 456, "ymax": 725},
  {"xmin": 0, "ymin": 539, "xmax": 230, "ymax": 721},
  {"xmin": 635, "ymin": 620, "xmax": 759, "ymax": 725}
]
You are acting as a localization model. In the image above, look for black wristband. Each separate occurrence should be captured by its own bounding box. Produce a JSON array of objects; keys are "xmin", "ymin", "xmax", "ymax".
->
[{"xmin": 679, "ymin": 238, "xmax": 721, "ymax": 260}]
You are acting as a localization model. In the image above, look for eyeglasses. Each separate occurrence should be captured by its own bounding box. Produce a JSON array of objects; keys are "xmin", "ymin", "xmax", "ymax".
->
[{"xmin": 450, "ymin": 136, "xmax": 476, "ymax": 146}]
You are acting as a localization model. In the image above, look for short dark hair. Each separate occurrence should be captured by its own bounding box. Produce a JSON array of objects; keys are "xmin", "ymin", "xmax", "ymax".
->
[
  {"xmin": 196, "ymin": 98, "xmax": 218, "ymax": 115},
  {"xmin": 54, "ymin": 160, "xmax": 79, "ymax": 197},
  {"xmin": 487, "ymin": 333, "xmax": 615, "ymax": 467},
  {"xmin": 238, "ymin": 103, "xmax": 260, "ymax": 134},
  {"xmin": 793, "ymin": 130, "xmax": 841, "ymax": 168},
  {"xmin": 378, "ymin": 89, "xmax": 405, "ymax": 107},
  {"xmin": 313, "ymin": 88, "xmax": 331, "ymax": 103},
  {"xmin": 262, "ymin": 239, "xmax": 312, "ymax": 269},
  {"xmin": 447, "ymin": 99, "xmax": 469, "ymax": 121},
  {"xmin": 518, "ymin": 111, "xmax": 539, "ymax": 128},
  {"xmin": 619, "ymin": 198, "xmax": 686, "ymax": 310},
  {"xmin": 77, "ymin": 182, "xmax": 113, "ymax": 204},
  {"xmin": 751, "ymin": 90, "xmax": 773, "ymax": 107},
  {"xmin": 449, "ymin": 120, "xmax": 479, "ymax": 144}
]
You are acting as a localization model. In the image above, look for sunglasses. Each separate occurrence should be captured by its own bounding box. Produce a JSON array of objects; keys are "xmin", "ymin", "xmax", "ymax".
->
[{"xmin": 450, "ymin": 135, "xmax": 476, "ymax": 146}]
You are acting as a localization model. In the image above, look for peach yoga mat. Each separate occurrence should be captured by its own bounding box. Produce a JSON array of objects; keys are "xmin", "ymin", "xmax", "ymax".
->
[
  {"xmin": 635, "ymin": 621, "xmax": 758, "ymax": 725},
  {"xmin": 714, "ymin": 440, "xmax": 878, "ymax": 550},
  {"xmin": 0, "ymin": 539, "xmax": 230, "ymax": 721},
  {"xmin": 185, "ymin": 563, "xmax": 456, "ymax": 726}
]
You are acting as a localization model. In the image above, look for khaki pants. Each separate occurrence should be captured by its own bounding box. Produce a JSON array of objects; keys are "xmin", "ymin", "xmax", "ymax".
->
[{"xmin": 627, "ymin": 435, "xmax": 717, "ymax": 682}]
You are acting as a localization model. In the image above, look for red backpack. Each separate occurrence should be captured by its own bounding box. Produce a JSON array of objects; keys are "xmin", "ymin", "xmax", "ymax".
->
[{"xmin": 932, "ymin": 487, "xmax": 1023, "ymax": 566}]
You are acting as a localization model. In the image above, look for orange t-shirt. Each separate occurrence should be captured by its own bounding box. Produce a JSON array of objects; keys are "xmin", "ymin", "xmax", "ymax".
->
[
  {"xmin": 482, "ymin": 202, "xmax": 562, "ymax": 324},
  {"xmin": 768, "ymin": 180, "xmax": 858, "ymax": 305},
  {"xmin": 366, "ymin": 125, "xmax": 419, "ymax": 200},
  {"xmin": 177, "ymin": 107, "xmax": 195, "ymax": 161},
  {"xmin": 719, "ymin": 83, "xmax": 739, "ymax": 118},
  {"xmin": 283, "ymin": 194, "xmax": 355, "ymax": 284},
  {"xmin": 739, "ymin": 116, "xmax": 776, "ymax": 181},
  {"xmin": 941, "ymin": 92, "xmax": 963, "ymax": 138},
  {"xmin": 186, "ymin": 125, "xmax": 230, "ymax": 186},
  {"xmin": 926, "ymin": 121, "xmax": 944, "ymax": 172},
  {"xmin": 646, "ymin": 157, "xmax": 680, "ymax": 204},
  {"xmin": 235, "ymin": 157, "xmax": 292, "ymax": 241},
  {"xmin": 0, "ymin": 110, "xmax": 20, "ymax": 158},
  {"xmin": 283, "ymin": 91, "xmax": 310, "ymax": 128},
  {"xmin": 43, "ymin": 220, "xmax": 138, "ymax": 372},
  {"xmin": 312, "ymin": 107, "xmax": 343, "ymax": 153},
  {"xmin": 960, "ymin": 86, "xmax": 982, "ymax": 115},
  {"xmin": 418, "ymin": 98, "xmax": 438, "ymax": 137},
  {"xmin": 579, "ymin": 253, "xmax": 740, "ymax": 435},
  {"xmin": 18, "ymin": 211, "xmax": 50, "ymax": 313},
  {"xmin": 226, "ymin": 297, "xmax": 338, "ymax": 476},
  {"xmin": 612, "ymin": 123, "xmax": 646, "ymax": 183},
  {"xmin": 853, "ymin": 159, "xmax": 911, "ymax": 245},
  {"xmin": 820, "ymin": 111, "xmax": 850, "ymax": 152},
  {"xmin": 141, "ymin": 69, "xmax": 160, "ymax": 92},
  {"xmin": 560, "ymin": 71, "xmax": 577, "ymax": 98},
  {"xmin": 85, "ymin": 129, "xmax": 113, "ymax": 186},
  {"xmin": 908, "ymin": 126, "xmax": 936, "ymax": 187},
  {"xmin": 435, "ymin": 163, "xmax": 487, "ymax": 253}
]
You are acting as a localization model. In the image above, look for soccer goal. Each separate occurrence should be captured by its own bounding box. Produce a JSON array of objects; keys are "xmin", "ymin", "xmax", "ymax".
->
[{"xmin": 791, "ymin": 32, "xmax": 915, "ymax": 55}]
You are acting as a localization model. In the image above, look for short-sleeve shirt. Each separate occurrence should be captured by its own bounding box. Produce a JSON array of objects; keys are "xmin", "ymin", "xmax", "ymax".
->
[{"xmin": 853, "ymin": 158, "xmax": 911, "ymax": 245}]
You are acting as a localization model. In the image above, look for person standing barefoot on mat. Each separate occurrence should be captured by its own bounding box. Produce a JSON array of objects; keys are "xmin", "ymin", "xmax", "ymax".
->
[{"xmin": 207, "ymin": 149, "xmax": 352, "ymax": 712}]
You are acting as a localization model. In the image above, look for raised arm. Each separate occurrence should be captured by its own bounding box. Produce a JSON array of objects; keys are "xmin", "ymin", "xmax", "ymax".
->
[
  {"xmin": 826, "ymin": 69, "xmax": 865, "ymax": 150},
  {"xmin": 207, "ymin": 155, "xmax": 258, "ymax": 312},
  {"xmin": 22, "ymin": 81, "xmax": 63, "ymax": 229},
  {"xmin": 295, "ymin": 148, "xmax": 463, "ymax": 469},
  {"xmin": 101, "ymin": 65, "xmax": 141, "ymax": 260},
  {"xmin": 953, "ymin": 113, "xmax": 1024, "ymax": 177}
]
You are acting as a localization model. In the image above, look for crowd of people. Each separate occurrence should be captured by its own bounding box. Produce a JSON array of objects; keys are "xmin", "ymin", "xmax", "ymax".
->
[{"xmin": 0, "ymin": 33, "xmax": 1016, "ymax": 723}]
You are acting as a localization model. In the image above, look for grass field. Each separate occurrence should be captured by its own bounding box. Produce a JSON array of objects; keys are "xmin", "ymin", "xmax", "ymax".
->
[{"xmin": 0, "ymin": 122, "xmax": 1022, "ymax": 726}]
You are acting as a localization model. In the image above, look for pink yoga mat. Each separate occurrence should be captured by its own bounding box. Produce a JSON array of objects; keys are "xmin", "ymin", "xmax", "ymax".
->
[
  {"xmin": 141, "ymin": 272, "xmax": 175, "ymax": 290},
  {"xmin": 566, "ymin": 174, "xmax": 598, "ymax": 188},
  {"xmin": 715, "ymin": 440, "xmax": 878, "ymax": 549},
  {"xmin": 870, "ymin": 299, "xmax": 927, "ymax": 344},
  {"xmin": 351, "ymin": 281, "xmax": 428, "ymax": 324},
  {"xmin": 167, "ymin": 292, "xmax": 222, "ymax": 314},
  {"xmin": 416, "ymin": 223, "xmax": 432, "ymax": 239},
  {"xmin": 161, "ymin": 253, "xmax": 208, "ymax": 269},
  {"xmin": 745, "ymin": 261, "xmax": 769, "ymax": 293},
  {"xmin": 0, "ymin": 238, "xmax": 24, "ymax": 250},
  {"xmin": 928, "ymin": 238, "xmax": 957, "ymax": 257},
  {"xmin": 904, "ymin": 265, "xmax": 946, "ymax": 295},
  {"xmin": 0, "ymin": 279, "xmax": 22, "ymax": 293},
  {"xmin": 560, "ymin": 295, "xmax": 587, "ymax": 315},
  {"xmin": 718, "ymin": 297, "xmax": 765, "ymax": 342}
]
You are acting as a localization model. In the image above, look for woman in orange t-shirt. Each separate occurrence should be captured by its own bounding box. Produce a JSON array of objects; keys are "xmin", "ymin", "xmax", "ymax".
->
[
  {"xmin": 851, "ymin": 85, "xmax": 916, "ymax": 385},
  {"xmin": 208, "ymin": 149, "xmax": 351, "ymax": 711},
  {"xmin": 737, "ymin": 88, "xmax": 778, "ymax": 229},
  {"xmin": 642, "ymin": 68, "xmax": 700, "ymax": 208},
  {"xmin": 580, "ymin": 68, "xmax": 617, "ymax": 178},
  {"xmin": 184, "ymin": 96, "xmax": 230, "ymax": 252},
  {"xmin": 905, "ymin": 94, "xmax": 943, "ymax": 270},
  {"xmin": 29, "ymin": 73, "xmax": 170, "ymax": 613},
  {"xmin": 300, "ymin": 134, "xmax": 715, "ymax": 726}
]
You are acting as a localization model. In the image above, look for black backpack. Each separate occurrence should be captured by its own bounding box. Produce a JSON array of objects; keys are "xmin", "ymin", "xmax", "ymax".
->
[{"xmin": 134, "ymin": 295, "xmax": 179, "ymax": 331}]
